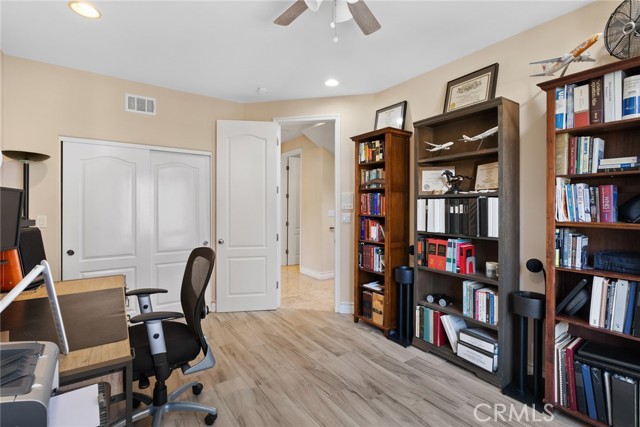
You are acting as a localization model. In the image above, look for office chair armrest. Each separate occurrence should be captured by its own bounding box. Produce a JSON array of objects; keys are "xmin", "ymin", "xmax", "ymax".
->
[
  {"xmin": 125, "ymin": 288, "xmax": 168, "ymax": 296},
  {"xmin": 130, "ymin": 311, "xmax": 184, "ymax": 324}
]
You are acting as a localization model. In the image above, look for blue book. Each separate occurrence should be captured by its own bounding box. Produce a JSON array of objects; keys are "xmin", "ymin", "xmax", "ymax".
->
[
  {"xmin": 623, "ymin": 281, "xmax": 638, "ymax": 334},
  {"xmin": 582, "ymin": 362, "xmax": 598, "ymax": 420},
  {"xmin": 556, "ymin": 86, "xmax": 567, "ymax": 130},
  {"xmin": 566, "ymin": 84, "xmax": 576, "ymax": 129}
]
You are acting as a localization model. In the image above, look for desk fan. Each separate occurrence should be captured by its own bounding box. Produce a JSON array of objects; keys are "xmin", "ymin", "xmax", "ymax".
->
[{"xmin": 604, "ymin": 0, "xmax": 640, "ymax": 59}]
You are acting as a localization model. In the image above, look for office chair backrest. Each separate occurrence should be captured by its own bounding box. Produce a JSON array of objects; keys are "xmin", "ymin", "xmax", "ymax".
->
[{"xmin": 181, "ymin": 247, "xmax": 215, "ymax": 351}]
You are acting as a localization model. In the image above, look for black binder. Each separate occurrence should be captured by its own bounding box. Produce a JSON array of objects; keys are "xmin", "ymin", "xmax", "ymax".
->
[
  {"xmin": 611, "ymin": 374, "xmax": 638, "ymax": 427},
  {"xmin": 577, "ymin": 341, "xmax": 640, "ymax": 375},
  {"xmin": 590, "ymin": 367, "xmax": 607, "ymax": 424},
  {"xmin": 574, "ymin": 360, "xmax": 588, "ymax": 415},
  {"xmin": 634, "ymin": 285, "xmax": 640, "ymax": 337}
]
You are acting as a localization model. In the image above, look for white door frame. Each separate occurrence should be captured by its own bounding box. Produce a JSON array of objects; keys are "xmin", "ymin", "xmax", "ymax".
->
[
  {"xmin": 281, "ymin": 148, "xmax": 302, "ymax": 266},
  {"xmin": 273, "ymin": 115, "xmax": 342, "ymax": 313}
]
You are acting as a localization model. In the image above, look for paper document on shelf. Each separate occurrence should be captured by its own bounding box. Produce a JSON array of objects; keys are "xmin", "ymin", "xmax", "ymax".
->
[{"xmin": 49, "ymin": 383, "xmax": 101, "ymax": 427}]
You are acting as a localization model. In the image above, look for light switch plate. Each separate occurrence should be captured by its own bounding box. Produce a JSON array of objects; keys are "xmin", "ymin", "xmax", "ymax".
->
[
  {"xmin": 341, "ymin": 192, "xmax": 353, "ymax": 210},
  {"xmin": 36, "ymin": 215, "xmax": 47, "ymax": 228},
  {"xmin": 341, "ymin": 213, "xmax": 352, "ymax": 223}
]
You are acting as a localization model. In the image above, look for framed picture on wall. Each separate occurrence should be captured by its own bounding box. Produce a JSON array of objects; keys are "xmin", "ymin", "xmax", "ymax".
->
[
  {"xmin": 374, "ymin": 101, "xmax": 407, "ymax": 130},
  {"xmin": 443, "ymin": 63, "xmax": 499, "ymax": 113}
]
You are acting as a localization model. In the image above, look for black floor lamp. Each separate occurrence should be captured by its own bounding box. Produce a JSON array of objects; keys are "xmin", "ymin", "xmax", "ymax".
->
[{"xmin": 2, "ymin": 150, "xmax": 50, "ymax": 228}]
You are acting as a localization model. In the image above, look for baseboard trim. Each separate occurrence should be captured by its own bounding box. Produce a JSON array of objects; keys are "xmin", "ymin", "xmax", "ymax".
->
[
  {"xmin": 337, "ymin": 302, "xmax": 353, "ymax": 314},
  {"xmin": 299, "ymin": 266, "xmax": 334, "ymax": 280}
]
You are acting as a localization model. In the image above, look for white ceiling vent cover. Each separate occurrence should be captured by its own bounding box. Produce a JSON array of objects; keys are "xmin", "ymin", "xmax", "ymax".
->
[{"xmin": 125, "ymin": 93, "xmax": 156, "ymax": 115}]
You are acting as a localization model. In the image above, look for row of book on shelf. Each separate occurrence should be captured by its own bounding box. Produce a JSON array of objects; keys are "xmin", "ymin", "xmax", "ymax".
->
[
  {"xmin": 361, "ymin": 288, "xmax": 384, "ymax": 325},
  {"xmin": 360, "ymin": 217, "xmax": 385, "ymax": 242},
  {"xmin": 554, "ymin": 323, "xmax": 639, "ymax": 426},
  {"xmin": 589, "ymin": 276, "xmax": 639, "ymax": 336},
  {"xmin": 555, "ymin": 70, "xmax": 640, "ymax": 130},
  {"xmin": 360, "ymin": 167, "xmax": 385, "ymax": 189},
  {"xmin": 360, "ymin": 193, "xmax": 386, "ymax": 216},
  {"xmin": 358, "ymin": 140, "xmax": 384, "ymax": 164},
  {"xmin": 415, "ymin": 237, "xmax": 476, "ymax": 274},
  {"xmin": 416, "ymin": 196, "xmax": 499, "ymax": 238},
  {"xmin": 358, "ymin": 243, "xmax": 384, "ymax": 273},
  {"xmin": 555, "ymin": 180, "xmax": 617, "ymax": 223},
  {"xmin": 556, "ymin": 134, "xmax": 640, "ymax": 175},
  {"xmin": 415, "ymin": 307, "xmax": 498, "ymax": 373},
  {"xmin": 555, "ymin": 228, "xmax": 588, "ymax": 269},
  {"xmin": 462, "ymin": 280, "xmax": 499, "ymax": 326}
]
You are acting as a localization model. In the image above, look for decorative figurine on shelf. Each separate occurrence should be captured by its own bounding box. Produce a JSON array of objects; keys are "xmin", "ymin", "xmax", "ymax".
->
[
  {"xmin": 442, "ymin": 170, "xmax": 472, "ymax": 194},
  {"xmin": 459, "ymin": 126, "xmax": 499, "ymax": 150}
]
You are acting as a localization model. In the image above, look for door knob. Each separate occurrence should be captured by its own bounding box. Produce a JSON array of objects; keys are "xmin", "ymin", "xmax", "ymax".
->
[
  {"xmin": 67, "ymin": 249, "xmax": 75, "ymax": 256},
  {"xmin": 218, "ymin": 239, "xmax": 224, "ymax": 244},
  {"xmin": 203, "ymin": 241, "xmax": 209, "ymax": 246}
]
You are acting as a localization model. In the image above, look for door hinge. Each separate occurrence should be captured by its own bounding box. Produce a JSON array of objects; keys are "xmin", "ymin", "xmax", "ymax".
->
[
  {"xmin": 286, "ymin": 165, "xmax": 290, "ymax": 171},
  {"xmin": 276, "ymin": 234, "xmax": 279, "ymax": 241},
  {"xmin": 276, "ymin": 281, "xmax": 279, "ymax": 289},
  {"xmin": 286, "ymin": 221, "xmax": 289, "ymax": 226},
  {"xmin": 285, "ymin": 249, "xmax": 289, "ymax": 255},
  {"xmin": 286, "ymin": 193, "xmax": 289, "ymax": 199},
  {"xmin": 277, "ymin": 186, "xmax": 279, "ymax": 194},
  {"xmin": 277, "ymin": 138, "xmax": 280, "ymax": 146}
]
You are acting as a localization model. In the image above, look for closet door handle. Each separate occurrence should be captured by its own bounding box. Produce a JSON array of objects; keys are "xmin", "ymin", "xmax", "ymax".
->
[{"xmin": 67, "ymin": 249, "xmax": 75, "ymax": 256}]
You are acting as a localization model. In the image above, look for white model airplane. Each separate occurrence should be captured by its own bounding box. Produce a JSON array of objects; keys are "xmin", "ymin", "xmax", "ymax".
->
[
  {"xmin": 459, "ymin": 126, "xmax": 499, "ymax": 143},
  {"xmin": 530, "ymin": 33, "xmax": 601, "ymax": 77},
  {"xmin": 425, "ymin": 141, "xmax": 454, "ymax": 152}
]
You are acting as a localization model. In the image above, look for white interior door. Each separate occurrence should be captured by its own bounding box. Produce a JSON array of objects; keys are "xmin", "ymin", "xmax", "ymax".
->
[
  {"xmin": 62, "ymin": 141, "xmax": 152, "ymax": 305},
  {"xmin": 287, "ymin": 156, "xmax": 301, "ymax": 265},
  {"xmin": 62, "ymin": 139, "xmax": 211, "ymax": 313},
  {"xmin": 216, "ymin": 120, "xmax": 279, "ymax": 312},
  {"xmin": 150, "ymin": 151, "xmax": 211, "ymax": 312}
]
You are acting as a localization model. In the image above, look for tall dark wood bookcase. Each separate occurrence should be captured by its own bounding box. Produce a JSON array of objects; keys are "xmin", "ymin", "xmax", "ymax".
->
[
  {"xmin": 352, "ymin": 127, "xmax": 411, "ymax": 336},
  {"xmin": 412, "ymin": 97, "xmax": 520, "ymax": 388},
  {"xmin": 538, "ymin": 56, "xmax": 640, "ymax": 426}
]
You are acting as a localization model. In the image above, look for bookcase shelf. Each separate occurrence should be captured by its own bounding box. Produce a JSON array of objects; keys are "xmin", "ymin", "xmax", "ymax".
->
[
  {"xmin": 412, "ymin": 97, "xmax": 520, "ymax": 390},
  {"xmin": 539, "ymin": 56, "xmax": 640, "ymax": 426},
  {"xmin": 352, "ymin": 127, "xmax": 411, "ymax": 336}
]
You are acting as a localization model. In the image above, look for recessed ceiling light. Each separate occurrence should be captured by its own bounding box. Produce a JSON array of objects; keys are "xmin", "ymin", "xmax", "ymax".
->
[
  {"xmin": 324, "ymin": 79, "xmax": 340, "ymax": 87},
  {"xmin": 257, "ymin": 87, "xmax": 269, "ymax": 95},
  {"xmin": 68, "ymin": 1, "xmax": 101, "ymax": 19}
]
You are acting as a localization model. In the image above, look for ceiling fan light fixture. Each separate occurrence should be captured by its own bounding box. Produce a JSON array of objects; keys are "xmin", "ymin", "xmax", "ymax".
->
[
  {"xmin": 324, "ymin": 79, "xmax": 340, "ymax": 87},
  {"xmin": 68, "ymin": 1, "xmax": 101, "ymax": 19},
  {"xmin": 335, "ymin": 0, "xmax": 353, "ymax": 23},
  {"xmin": 304, "ymin": 0, "xmax": 323, "ymax": 12}
]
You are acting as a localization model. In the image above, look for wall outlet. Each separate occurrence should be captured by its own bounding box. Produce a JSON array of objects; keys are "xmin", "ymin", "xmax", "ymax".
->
[{"xmin": 341, "ymin": 213, "xmax": 351, "ymax": 223}]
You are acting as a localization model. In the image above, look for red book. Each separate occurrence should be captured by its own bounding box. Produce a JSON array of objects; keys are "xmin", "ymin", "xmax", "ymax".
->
[
  {"xmin": 458, "ymin": 242, "xmax": 476, "ymax": 274},
  {"xmin": 427, "ymin": 238, "xmax": 438, "ymax": 269},
  {"xmin": 565, "ymin": 337, "xmax": 585, "ymax": 411},
  {"xmin": 573, "ymin": 84, "xmax": 590, "ymax": 127},
  {"xmin": 569, "ymin": 136, "xmax": 578, "ymax": 175},
  {"xmin": 435, "ymin": 239, "xmax": 448, "ymax": 271},
  {"xmin": 432, "ymin": 310, "xmax": 447, "ymax": 347},
  {"xmin": 598, "ymin": 184, "xmax": 618, "ymax": 223}
]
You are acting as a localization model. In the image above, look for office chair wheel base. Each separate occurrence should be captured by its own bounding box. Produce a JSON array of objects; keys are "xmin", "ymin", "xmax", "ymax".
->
[
  {"xmin": 192, "ymin": 383, "xmax": 204, "ymax": 395},
  {"xmin": 205, "ymin": 413, "xmax": 217, "ymax": 425}
]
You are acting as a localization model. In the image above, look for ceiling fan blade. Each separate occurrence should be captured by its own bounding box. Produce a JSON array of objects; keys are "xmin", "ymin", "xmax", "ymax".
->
[
  {"xmin": 274, "ymin": 0, "xmax": 309, "ymax": 26},
  {"xmin": 347, "ymin": 0, "xmax": 381, "ymax": 35}
]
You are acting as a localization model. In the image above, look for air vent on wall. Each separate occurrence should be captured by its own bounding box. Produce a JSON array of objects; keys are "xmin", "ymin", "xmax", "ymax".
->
[{"xmin": 125, "ymin": 93, "xmax": 156, "ymax": 115}]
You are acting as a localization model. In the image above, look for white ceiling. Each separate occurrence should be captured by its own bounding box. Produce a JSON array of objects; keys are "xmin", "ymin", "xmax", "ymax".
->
[{"xmin": 1, "ymin": 1, "xmax": 595, "ymax": 104}]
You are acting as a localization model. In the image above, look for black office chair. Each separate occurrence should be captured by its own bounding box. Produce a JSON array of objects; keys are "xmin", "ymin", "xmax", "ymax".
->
[{"xmin": 113, "ymin": 247, "xmax": 217, "ymax": 427}]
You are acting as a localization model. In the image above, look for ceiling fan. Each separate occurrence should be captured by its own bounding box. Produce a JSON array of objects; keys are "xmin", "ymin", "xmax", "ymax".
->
[{"xmin": 274, "ymin": 0, "xmax": 381, "ymax": 35}]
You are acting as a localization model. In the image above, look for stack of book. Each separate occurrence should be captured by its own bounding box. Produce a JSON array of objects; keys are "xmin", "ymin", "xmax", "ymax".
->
[
  {"xmin": 598, "ymin": 156, "xmax": 640, "ymax": 172},
  {"xmin": 360, "ymin": 193, "xmax": 386, "ymax": 215},
  {"xmin": 555, "ymin": 134, "xmax": 605, "ymax": 175},
  {"xmin": 555, "ymin": 179, "xmax": 617, "ymax": 223},
  {"xmin": 358, "ymin": 243, "xmax": 384, "ymax": 273},
  {"xmin": 554, "ymin": 228, "xmax": 589, "ymax": 269},
  {"xmin": 456, "ymin": 328, "xmax": 498, "ymax": 373},
  {"xmin": 417, "ymin": 196, "xmax": 498, "ymax": 237},
  {"xmin": 360, "ymin": 218, "xmax": 384, "ymax": 242},
  {"xmin": 358, "ymin": 140, "xmax": 384, "ymax": 163},
  {"xmin": 462, "ymin": 280, "xmax": 499, "ymax": 325},
  {"xmin": 418, "ymin": 238, "xmax": 476, "ymax": 274},
  {"xmin": 555, "ymin": 333, "xmax": 640, "ymax": 426},
  {"xmin": 589, "ymin": 277, "xmax": 639, "ymax": 336},
  {"xmin": 415, "ymin": 306, "xmax": 447, "ymax": 347},
  {"xmin": 555, "ymin": 70, "xmax": 629, "ymax": 130},
  {"xmin": 360, "ymin": 167, "xmax": 385, "ymax": 188}
]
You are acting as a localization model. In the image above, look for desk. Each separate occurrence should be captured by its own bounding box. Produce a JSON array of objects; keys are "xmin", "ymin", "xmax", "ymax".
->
[{"xmin": 2, "ymin": 275, "xmax": 133, "ymax": 426}]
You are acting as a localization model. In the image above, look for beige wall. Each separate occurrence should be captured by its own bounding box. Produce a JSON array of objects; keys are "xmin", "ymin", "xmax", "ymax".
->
[
  {"xmin": 282, "ymin": 136, "xmax": 335, "ymax": 276},
  {"xmin": 245, "ymin": 0, "xmax": 615, "ymax": 306},
  {"xmin": 0, "ymin": 55, "xmax": 245, "ymax": 279},
  {"xmin": 1, "ymin": 0, "xmax": 615, "ymax": 309}
]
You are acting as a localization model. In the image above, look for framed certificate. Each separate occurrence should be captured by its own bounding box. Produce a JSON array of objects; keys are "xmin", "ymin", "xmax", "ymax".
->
[
  {"xmin": 375, "ymin": 101, "xmax": 407, "ymax": 130},
  {"xmin": 474, "ymin": 161, "xmax": 499, "ymax": 190},
  {"xmin": 444, "ymin": 63, "xmax": 499, "ymax": 113},
  {"xmin": 418, "ymin": 166, "xmax": 455, "ymax": 195}
]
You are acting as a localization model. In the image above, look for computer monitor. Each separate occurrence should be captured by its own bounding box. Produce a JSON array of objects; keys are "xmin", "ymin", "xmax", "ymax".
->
[{"xmin": 1, "ymin": 187, "xmax": 23, "ymax": 251}]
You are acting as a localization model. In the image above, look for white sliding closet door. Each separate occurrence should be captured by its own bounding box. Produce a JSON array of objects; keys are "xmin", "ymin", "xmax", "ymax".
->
[{"xmin": 62, "ymin": 139, "xmax": 211, "ymax": 313}]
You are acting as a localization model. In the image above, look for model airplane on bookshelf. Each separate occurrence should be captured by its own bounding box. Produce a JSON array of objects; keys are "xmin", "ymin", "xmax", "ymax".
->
[
  {"xmin": 459, "ymin": 126, "xmax": 499, "ymax": 143},
  {"xmin": 424, "ymin": 141, "xmax": 454, "ymax": 152},
  {"xmin": 530, "ymin": 33, "xmax": 601, "ymax": 77}
]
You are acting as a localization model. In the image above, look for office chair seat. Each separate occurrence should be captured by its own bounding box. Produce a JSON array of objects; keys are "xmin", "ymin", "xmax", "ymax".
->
[{"xmin": 129, "ymin": 322, "xmax": 200, "ymax": 378}]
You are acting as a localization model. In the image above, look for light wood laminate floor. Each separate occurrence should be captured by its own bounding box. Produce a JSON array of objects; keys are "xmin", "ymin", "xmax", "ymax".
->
[
  {"xmin": 126, "ymin": 308, "xmax": 583, "ymax": 427},
  {"xmin": 281, "ymin": 265, "xmax": 334, "ymax": 311}
]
